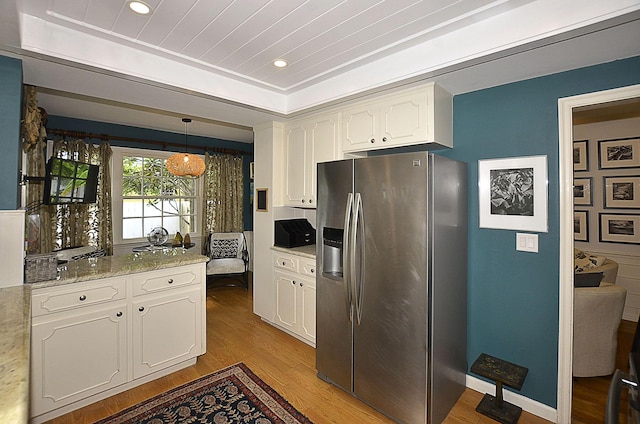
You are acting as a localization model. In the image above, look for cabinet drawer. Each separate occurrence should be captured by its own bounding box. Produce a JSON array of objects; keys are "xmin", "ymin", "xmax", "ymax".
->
[
  {"xmin": 274, "ymin": 254, "xmax": 298, "ymax": 272},
  {"xmin": 32, "ymin": 278, "xmax": 126, "ymax": 317},
  {"xmin": 300, "ymin": 258, "xmax": 316, "ymax": 279},
  {"xmin": 132, "ymin": 267, "xmax": 200, "ymax": 296}
]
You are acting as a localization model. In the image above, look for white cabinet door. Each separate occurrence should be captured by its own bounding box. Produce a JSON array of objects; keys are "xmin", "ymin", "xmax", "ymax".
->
[
  {"xmin": 298, "ymin": 276, "xmax": 316, "ymax": 342},
  {"xmin": 283, "ymin": 123, "xmax": 309, "ymax": 206},
  {"xmin": 342, "ymin": 83, "xmax": 452, "ymax": 153},
  {"xmin": 132, "ymin": 286, "xmax": 202, "ymax": 379},
  {"xmin": 282, "ymin": 113, "xmax": 340, "ymax": 208},
  {"xmin": 274, "ymin": 270, "xmax": 297, "ymax": 332},
  {"xmin": 30, "ymin": 303, "xmax": 128, "ymax": 417}
]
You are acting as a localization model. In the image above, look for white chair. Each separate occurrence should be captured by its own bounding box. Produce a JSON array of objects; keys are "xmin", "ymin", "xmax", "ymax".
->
[{"xmin": 204, "ymin": 232, "xmax": 248, "ymax": 288}]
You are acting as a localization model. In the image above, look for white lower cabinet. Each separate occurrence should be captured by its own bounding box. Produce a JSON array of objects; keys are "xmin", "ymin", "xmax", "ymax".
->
[
  {"xmin": 30, "ymin": 262, "xmax": 206, "ymax": 423},
  {"xmin": 30, "ymin": 302, "xmax": 128, "ymax": 417},
  {"xmin": 132, "ymin": 286, "xmax": 202, "ymax": 379},
  {"xmin": 273, "ymin": 252, "xmax": 316, "ymax": 345}
]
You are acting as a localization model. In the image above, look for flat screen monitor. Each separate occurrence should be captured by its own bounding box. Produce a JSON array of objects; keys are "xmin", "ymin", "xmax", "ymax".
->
[{"xmin": 43, "ymin": 158, "xmax": 99, "ymax": 205}]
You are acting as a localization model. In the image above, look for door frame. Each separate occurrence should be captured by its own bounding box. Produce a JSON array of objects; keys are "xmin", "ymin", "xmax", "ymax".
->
[{"xmin": 557, "ymin": 83, "xmax": 640, "ymax": 423}]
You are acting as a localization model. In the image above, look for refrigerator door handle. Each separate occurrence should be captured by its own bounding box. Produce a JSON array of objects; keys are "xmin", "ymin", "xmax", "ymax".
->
[
  {"xmin": 343, "ymin": 193, "xmax": 354, "ymax": 321},
  {"xmin": 353, "ymin": 192, "xmax": 365, "ymax": 325}
]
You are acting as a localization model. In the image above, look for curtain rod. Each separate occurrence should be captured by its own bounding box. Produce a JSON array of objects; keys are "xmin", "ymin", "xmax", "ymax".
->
[{"xmin": 46, "ymin": 128, "xmax": 253, "ymax": 157}]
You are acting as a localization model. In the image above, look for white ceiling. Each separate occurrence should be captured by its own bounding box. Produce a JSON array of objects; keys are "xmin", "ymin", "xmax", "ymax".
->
[{"xmin": 2, "ymin": 0, "xmax": 640, "ymax": 143}]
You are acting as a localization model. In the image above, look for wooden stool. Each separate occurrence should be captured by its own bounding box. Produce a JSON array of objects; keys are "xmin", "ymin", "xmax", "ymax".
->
[{"xmin": 470, "ymin": 353, "xmax": 528, "ymax": 424}]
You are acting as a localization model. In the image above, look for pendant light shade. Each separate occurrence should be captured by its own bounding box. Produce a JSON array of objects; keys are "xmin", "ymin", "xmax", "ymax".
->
[{"xmin": 166, "ymin": 118, "xmax": 205, "ymax": 177}]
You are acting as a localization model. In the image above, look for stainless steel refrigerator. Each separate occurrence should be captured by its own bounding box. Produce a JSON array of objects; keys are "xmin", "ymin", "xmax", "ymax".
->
[{"xmin": 316, "ymin": 151, "xmax": 467, "ymax": 424}]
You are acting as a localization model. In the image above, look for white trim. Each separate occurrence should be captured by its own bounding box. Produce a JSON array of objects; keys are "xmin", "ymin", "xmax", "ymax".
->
[
  {"xmin": 111, "ymin": 146, "xmax": 204, "ymax": 246},
  {"xmin": 466, "ymin": 375, "xmax": 557, "ymax": 422},
  {"xmin": 557, "ymin": 83, "xmax": 640, "ymax": 423}
]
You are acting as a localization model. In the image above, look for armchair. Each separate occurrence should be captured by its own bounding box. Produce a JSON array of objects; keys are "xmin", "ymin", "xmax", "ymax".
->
[{"xmin": 204, "ymin": 232, "xmax": 248, "ymax": 289}]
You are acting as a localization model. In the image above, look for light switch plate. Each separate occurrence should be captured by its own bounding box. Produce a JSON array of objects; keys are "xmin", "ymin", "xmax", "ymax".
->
[{"xmin": 516, "ymin": 233, "xmax": 538, "ymax": 253}]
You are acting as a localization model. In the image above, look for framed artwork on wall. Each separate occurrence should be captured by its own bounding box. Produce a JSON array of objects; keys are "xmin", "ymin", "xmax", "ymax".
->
[
  {"xmin": 604, "ymin": 176, "xmax": 640, "ymax": 208},
  {"xmin": 599, "ymin": 213, "xmax": 640, "ymax": 244},
  {"xmin": 573, "ymin": 177, "xmax": 593, "ymax": 206},
  {"xmin": 573, "ymin": 140, "xmax": 589, "ymax": 171},
  {"xmin": 598, "ymin": 137, "xmax": 640, "ymax": 169},
  {"xmin": 256, "ymin": 188, "xmax": 268, "ymax": 212},
  {"xmin": 574, "ymin": 210, "xmax": 589, "ymax": 242},
  {"xmin": 478, "ymin": 155, "xmax": 548, "ymax": 232}
]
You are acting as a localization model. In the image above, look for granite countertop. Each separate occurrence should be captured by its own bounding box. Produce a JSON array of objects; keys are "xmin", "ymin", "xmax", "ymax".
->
[
  {"xmin": 0, "ymin": 285, "xmax": 31, "ymax": 424},
  {"xmin": 31, "ymin": 248, "xmax": 209, "ymax": 289},
  {"xmin": 271, "ymin": 244, "xmax": 317, "ymax": 259}
]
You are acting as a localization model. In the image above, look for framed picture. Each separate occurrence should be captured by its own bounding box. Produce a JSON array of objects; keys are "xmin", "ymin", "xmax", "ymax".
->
[
  {"xmin": 573, "ymin": 210, "xmax": 589, "ymax": 242},
  {"xmin": 478, "ymin": 155, "xmax": 548, "ymax": 232},
  {"xmin": 598, "ymin": 137, "xmax": 640, "ymax": 169},
  {"xmin": 599, "ymin": 213, "xmax": 640, "ymax": 244},
  {"xmin": 604, "ymin": 176, "xmax": 640, "ymax": 208},
  {"xmin": 573, "ymin": 177, "xmax": 593, "ymax": 206},
  {"xmin": 573, "ymin": 140, "xmax": 589, "ymax": 171}
]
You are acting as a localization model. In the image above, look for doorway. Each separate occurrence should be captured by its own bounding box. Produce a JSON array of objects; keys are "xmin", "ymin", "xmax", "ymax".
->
[{"xmin": 557, "ymin": 84, "xmax": 640, "ymax": 423}]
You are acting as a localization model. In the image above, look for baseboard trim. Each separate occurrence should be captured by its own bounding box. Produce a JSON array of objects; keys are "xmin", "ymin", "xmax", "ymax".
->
[{"xmin": 466, "ymin": 374, "xmax": 558, "ymax": 423}]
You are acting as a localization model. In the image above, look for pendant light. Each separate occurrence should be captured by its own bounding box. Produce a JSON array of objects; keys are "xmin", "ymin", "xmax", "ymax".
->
[{"xmin": 166, "ymin": 118, "xmax": 205, "ymax": 177}]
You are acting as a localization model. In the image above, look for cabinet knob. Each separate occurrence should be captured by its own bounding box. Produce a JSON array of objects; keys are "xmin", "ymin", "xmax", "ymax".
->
[
  {"xmin": 370, "ymin": 138, "xmax": 375, "ymax": 143},
  {"xmin": 139, "ymin": 306, "xmax": 145, "ymax": 312},
  {"xmin": 299, "ymin": 282, "xmax": 303, "ymax": 287},
  {"xmin": 282, "ymin": 261, "xmax": 286, "ymax": 266},
  {"xmin": 382, "ymin": 137, "xmax": 387, "ymax": 142},
  {"xmin": 310, "ymin": 269, "xmax": 315, "ymax": 274},
  {"xmin": 79, "ymin": 295, "xmax": 86, "ymax": 301},
  {"xmin": 168, "ymin": 279, "xmax": 173, "ymax": 284},
  {"xmin": 292, "ymin": 280, "xmax": 296, "ymax": 285},
  {"xmin": 308, "ymin": 199, "xmax": 313, "ymax": 204},
  {"xmin": 116, "ymin": 311, "xmax": 123, "ymax": 317},
  {"xmin": 301, "ymin": 199, "xmax": 305, "ymax": 203}
]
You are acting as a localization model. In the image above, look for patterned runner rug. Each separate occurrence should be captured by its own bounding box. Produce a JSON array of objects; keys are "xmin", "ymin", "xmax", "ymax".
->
[{"xmin": 95, "ymin": 363, "xmax": 313, "ymax": 424}]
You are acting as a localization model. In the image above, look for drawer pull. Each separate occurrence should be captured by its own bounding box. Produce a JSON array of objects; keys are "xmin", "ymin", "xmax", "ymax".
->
[
  {"xmin": 168, "ymin": 279, "xmax": 173, "ymax": 284},
  {"xmin": 310, "ymin": 268, "xmax": 315, "ymax": 274},
  {"xmin": 370, "ymin": 138, "xmax": 375, "ymax": 143},
  {"xmin": 139, "ymin": 306, "xmax": 145, "ymax": 312},
  {"xmin": 79, "ymin": 295, "xmax": 86, "ymax": 301},
  {"xmin": 282, "ymin": 261, "xmax": 286, "ymax": 266},
  {"xmin": 116, "ymin": 311, "xmax": 123, "ymax": 317},
  {"xmin": 292, "ymin": 280, "xmax": 296, "ymax": 285},
  {"xmin": 299, "ymin": 282, "xmax": 304, "ymax": 287}
]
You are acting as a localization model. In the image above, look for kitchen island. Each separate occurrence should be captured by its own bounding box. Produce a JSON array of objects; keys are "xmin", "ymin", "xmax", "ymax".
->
[{"xmin": 27, "ymin": 248, "xmax": 208, "ymax": 424}]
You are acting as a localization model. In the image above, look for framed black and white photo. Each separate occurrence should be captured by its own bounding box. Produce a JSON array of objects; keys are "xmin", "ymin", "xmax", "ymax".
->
[
  {"xmin": 600, "ymin": 213, "xmax": 640, "ymax": 244},
  {"xmin": 598, "ymin": 137, "xmax": 640, "ymax": 169},
  {"xmin": 604, "ymin": 176, "xmax": 640, "ymax": 208},
  {"xmin": 574, "ymin": 210, "xmax": 589, "ymax": 242},
  {"xmin": 573, "ymin": 140, "xmax": 589, "ymax": 171},
  {"xmin": 573, "ymin": 177, "xmax": 593, "ymax": 206},
  {"xmin": 478, "ymin": 155, "xmax": 548, "ymax": 232}
]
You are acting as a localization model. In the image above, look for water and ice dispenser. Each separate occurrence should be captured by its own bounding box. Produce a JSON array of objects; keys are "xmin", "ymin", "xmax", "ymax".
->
[{"xmin": 322, "ymin": 227, "xmax": 343, "ymax": 280}]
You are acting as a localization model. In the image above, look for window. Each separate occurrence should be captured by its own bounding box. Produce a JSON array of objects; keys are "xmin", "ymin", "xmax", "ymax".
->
[{"xmin": 112, "ymin": 147, "xmax": 202, "ymax": 244}]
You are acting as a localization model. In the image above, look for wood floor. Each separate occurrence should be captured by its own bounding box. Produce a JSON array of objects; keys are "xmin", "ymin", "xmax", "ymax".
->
[{"xmin": 46, "ymin": 281, "xmax": 631, "ymax": 424}]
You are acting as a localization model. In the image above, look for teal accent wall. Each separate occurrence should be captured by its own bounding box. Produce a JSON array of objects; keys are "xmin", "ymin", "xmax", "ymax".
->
[
  {"xmin": 0, "ymin": 56, "xmax": 23, "ymax": 210},
  {"xmin": 438, "ymin": 56, "xmax": 640, "ymax": 407},
  {"xmin": 46, "ymin": 116, "xmax": 254, "ymax": 230}
]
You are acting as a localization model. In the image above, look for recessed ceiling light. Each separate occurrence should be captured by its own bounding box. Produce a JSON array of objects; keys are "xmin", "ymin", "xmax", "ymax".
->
[
  {"xmin": 273, "ymin": 59, "xmax": 288, "ymax": 68},
  {"xmin": 128, "ymin": 1, "xmax": 151, "ymax": 15}
]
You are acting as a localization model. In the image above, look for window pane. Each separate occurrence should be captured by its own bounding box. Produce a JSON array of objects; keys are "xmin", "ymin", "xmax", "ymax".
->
[
  {"xmin": 143, "ymin": 218, "xmax": 162, "ymax": 236},
  {"xmin": 180, "ymin": 215, "xmax": 195, "ymax": 234},
  {"xmin": 123, "ymin": 199, "xmax": 143, "ymax": 218},
  {"xmin": 143, "ymin": 199, "xmax": 162, "ymax": 217},
  {"xmin": 123, "ymin": 218, "xmax": 143, "ymax": 239},
  {"xmin": 143, "ymin": 158, "xmax": 163, "ymax": 177},
  {"xmin": 122, "ymin": 176, "xmax": 142, "ymax": 196},
  {"xmin": 123, "ymin": 157, "xmax": 143, "ymax": 176},
  {"xmin": 143, "ymin": 177, "xmax": 161, "ymax": 196},
  {"xmin": 163, "ymin": 216, "xmax": 180, "ymax": 235}
]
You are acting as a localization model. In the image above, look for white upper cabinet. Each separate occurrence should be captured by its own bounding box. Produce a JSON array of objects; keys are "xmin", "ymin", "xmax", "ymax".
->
[
  {"xmin": 282, "ymin": 112, "xmax": 341, "ymax": 208},
  {"xmin": 342, "ymin": 82, "xmax": 452, "ymax": 153}
]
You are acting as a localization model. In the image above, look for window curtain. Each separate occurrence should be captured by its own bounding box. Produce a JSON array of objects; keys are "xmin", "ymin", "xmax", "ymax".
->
[
  {"xmin": 201, "ymin": 153, "xmax": 244, "ymax": 244},
  {"xmin": 45, "ymin": 139, "xmax": 114, "ymax": 254}
]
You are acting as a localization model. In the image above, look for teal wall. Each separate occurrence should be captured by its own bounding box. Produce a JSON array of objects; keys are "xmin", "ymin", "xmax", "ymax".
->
[
  {"xmin": 46, "ymin": 116, "xmax": 254, "ymax": 230},
  {"xmin": 0, "ymin": 56, "xmax": 23, "ymax": 210},
  {"xmin": 438, "ymin": 56, "xmax": 640, "ymax": 407}
]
